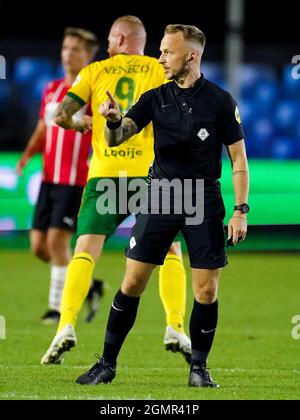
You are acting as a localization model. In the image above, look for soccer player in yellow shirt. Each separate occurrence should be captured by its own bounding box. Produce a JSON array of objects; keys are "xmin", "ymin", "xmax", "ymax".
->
[{"xmin": 41, "ymin": 16, "xmax": 191, "ymax": 365}]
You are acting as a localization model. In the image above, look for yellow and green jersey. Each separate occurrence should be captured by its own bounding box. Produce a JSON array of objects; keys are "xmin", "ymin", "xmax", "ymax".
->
[{"xmin": 68, "ymin": 54, "xmax": 168, "ymax": 179}]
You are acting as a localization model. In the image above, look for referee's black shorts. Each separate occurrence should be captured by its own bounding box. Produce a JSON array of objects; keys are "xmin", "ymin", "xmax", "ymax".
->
[
  {"xmin": 32, "ymin": 182, "xmax": 84, "ymax": 232},
  {"xmin": 125, "ymin": 187, "xmax": 228, "ymax": 269}
]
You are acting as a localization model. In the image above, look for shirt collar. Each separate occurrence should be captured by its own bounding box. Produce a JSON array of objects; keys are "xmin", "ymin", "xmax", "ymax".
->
[{"xmin": 173, "ymin": 74, "xmax": 206, "ymax": 96}]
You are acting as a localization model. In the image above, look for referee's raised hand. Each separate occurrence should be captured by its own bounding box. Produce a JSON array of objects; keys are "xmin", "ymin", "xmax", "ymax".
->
[{"xmin": 99, "ymin": 91, "xmax": 122, "ymax": 122}]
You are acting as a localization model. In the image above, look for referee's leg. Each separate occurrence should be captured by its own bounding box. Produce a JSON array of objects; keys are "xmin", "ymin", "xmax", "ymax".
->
[
  {"xmin": 75, "ymin": 258, "xmax": 156, "ymax": 385},
  {"xmin": 121, "ymin": 258, "xmax": 156, "ymax": 296},
  {"xmin": 189, "ymin": 268, "xmax": 221, "ymax": 387},
  {"xmin": 102, "ymin": 259, "xmax": 156, "ymax": 364}
]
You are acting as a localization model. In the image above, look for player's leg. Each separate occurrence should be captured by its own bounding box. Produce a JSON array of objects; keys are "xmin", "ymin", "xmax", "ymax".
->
[
  {"xmin": 40, "ymin": 233, "xmax": 106, "ymax": 365},
  {"xmin": 159, "ymin": 241, "xmax": 191, "ymax": 363},
  {"xmin": 160, "ymin": 242, "xmax": 186, "ymax": 332},
  {"xmin": 30, "ymin": 182, "xmax": 52, "ymax": 262},
  {"xmin": 57, "ymin": 177, "xmax": 130, "ymax": 332},
  {"xmin": 47, "ymin": 227, "xmax": 72, "ymax": 264},
  {"xmin": 76, "ymin": 258, "xmax": 155, "ymax": 385},
  {"xmin": 57, "ymin": 233, "xmax": 106, "ymax": 332},
  {"xmin": 31, "ymin": 182, "xmax": 67, "ymax": 323},
  {"xmin": 75, "ymin": 213, "xmax": 179, "ymax": 384},
  {"xmin": 41, "ymin": 228, "xmax": 72, "ymax": 322},
  {"xmin": 41, "ymin": 178, "xmax": 123, "ymax": 364},
  {"xmin": 40, "ymin": 184, "xmax": 81, "ymax": 324},
  {"xmin": 30, "ymin": 229, "xmax": 50, "ymax": 262}
]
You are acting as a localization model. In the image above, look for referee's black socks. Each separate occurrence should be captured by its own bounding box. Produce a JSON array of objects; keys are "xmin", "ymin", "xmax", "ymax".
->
[
  {"xmin": 189, "ymin": 300, "xmax": 218, "ymax": 367},
  {"xmin": 102, "ymin": 289, "xmax": 140, "ymax": 366}
]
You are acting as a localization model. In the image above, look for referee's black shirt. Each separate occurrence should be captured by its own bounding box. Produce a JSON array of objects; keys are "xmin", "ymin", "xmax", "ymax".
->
[{"xmin": 126, "ymin": 75, "xmax": 245, "ymax": 183}]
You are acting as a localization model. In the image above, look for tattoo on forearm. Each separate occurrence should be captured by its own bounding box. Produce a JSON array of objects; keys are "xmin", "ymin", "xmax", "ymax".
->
[
  {"xmin": 54, "ymin": 96, "xmax": 83, "ymax": 129},
  {"xmin": 106, "ymin": 118, "xmax": 138, "ymax": 147},
  {"xmin": 122, "ymin": 118, "xmax": 138, "ymax": 140}
]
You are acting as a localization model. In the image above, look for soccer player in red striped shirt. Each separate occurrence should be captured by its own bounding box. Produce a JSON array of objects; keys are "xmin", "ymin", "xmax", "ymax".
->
[{"xmin": 16, "ymin": 28, "xmax": 101, "ymax": 323}]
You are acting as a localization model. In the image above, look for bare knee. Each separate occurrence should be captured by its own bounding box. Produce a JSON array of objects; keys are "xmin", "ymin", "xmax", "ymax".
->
[
  {"xmin": 195, "ymin": 285, "xmax": 218, "ymax": 304},
  {"xmin": 47, "ymin": 237, "xmax": 69, "ymax": 261},
  {"xmin": 74, "ymin": 234, "xmax": 106, "ymax": 262},
  {"xmin": 122, "ymin": 275, "xmax": 146, "ymax": 296},
  {"xmin": 193, "ymin": 270, "xmax": 220, "ymax": 304},
  {"xmin": 121, "ymin": 260, "xmax": 156, "ymax": 297},
  {"xmin": 30, "ymin": 234, "xmax": 49, "ymax": 262},
  {"xmin": 47, "ymin": 229, "xmax": 72, "ymax": 264},
  {"xmin": 122, "ymin": 281, "xmax": 140, "ymax": 297},
  {"xmin": 31, "ymin": 242, "xmax": 49, "ymax": 262}
]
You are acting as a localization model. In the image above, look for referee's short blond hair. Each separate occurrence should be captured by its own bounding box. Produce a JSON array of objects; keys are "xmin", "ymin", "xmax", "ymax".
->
[
  {"xmin": 63, "ymin": 27, "xmax": 99, "ymax": 56},
  {"xmin": 165, "ymin": 24, "xmax": 206, "ymax": 49}
]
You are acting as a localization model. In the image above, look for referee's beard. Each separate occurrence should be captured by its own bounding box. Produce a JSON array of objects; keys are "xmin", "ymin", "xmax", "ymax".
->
[{"xmin": 169, "ymin": 64, "xmax": 190, "ymax": 83}]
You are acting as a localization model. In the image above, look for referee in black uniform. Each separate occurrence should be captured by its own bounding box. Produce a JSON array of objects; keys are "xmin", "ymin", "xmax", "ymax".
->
[{"xmin": 76, "ymin": 24, "xmax": 250, "ymax": 388}]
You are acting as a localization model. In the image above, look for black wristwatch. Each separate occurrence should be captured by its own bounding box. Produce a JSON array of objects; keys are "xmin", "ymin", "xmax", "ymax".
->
[{"xmin": 234, "ymin": 203, "xmax": 250, "ymax": 214}]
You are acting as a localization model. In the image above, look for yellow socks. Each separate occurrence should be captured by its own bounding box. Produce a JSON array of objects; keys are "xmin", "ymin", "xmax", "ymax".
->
[
  {"xmin": 57, "ymin": 253, "xmax": 95, "ymax": 333},
  {"xmin": 57, "ymin": 252, "xmax": 186, "ymax": 335},
  {"xmin": 159, "ymin": 254, "xmax": 186, "ymax": 333}
]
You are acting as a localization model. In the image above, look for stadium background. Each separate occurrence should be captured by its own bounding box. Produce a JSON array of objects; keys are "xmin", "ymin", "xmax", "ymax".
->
[{"xmin": 0, "ymin": 0, "xmax": 300, "ymax": 400}]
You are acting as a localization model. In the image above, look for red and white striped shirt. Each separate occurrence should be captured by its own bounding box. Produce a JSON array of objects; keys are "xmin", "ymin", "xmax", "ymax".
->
[{"xmin": 40, "ymin": 79, "xmax": 92, "ymax": 187}]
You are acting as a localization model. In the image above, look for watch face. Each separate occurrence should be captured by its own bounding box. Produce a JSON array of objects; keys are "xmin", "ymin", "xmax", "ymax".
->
[
  {"xmin": 241, "ymin": 204, "xmax": 249, "ymax": 213},
  {"xmin": 235, "ymin": 204, "xmax": 249, "ymax": 213}
]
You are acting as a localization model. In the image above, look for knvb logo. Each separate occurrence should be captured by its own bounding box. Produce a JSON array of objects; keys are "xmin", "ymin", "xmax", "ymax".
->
[
  {"xmin": 291, "ymin": 315, "xmax": 300, "ymax": 340},
  {"xmin": 291, "ymin": 55, "xmax": 300, "ymax": 80},
  {"xmin": 0, "ymin": 315, "xmax": 6, "ymax": 340},
  {"xmin": 0, "ymin": 55, "xmax": 6, "ymax": 80}
]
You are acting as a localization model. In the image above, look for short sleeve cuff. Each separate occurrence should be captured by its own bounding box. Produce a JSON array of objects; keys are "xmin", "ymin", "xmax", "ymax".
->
[{"xmin": 67, "ymin": 92, "xmax": 86, "ymax": 107}]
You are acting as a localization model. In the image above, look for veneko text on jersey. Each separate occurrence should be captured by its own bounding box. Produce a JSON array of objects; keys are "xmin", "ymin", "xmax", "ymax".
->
[{"xmin": 104, "ymin": 64, "xmax": 150, "ymax": 75}]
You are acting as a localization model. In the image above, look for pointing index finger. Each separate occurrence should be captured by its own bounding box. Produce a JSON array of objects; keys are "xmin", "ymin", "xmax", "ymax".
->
[{"xmin": 106, "ymin": 91, "xmax": 116, "ymax": 106}]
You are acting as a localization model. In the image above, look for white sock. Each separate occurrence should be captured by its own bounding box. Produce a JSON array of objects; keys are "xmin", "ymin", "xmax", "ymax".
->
[{"xmin": 49, "ymin": 265, "xmax": 68, "ymax": 312}]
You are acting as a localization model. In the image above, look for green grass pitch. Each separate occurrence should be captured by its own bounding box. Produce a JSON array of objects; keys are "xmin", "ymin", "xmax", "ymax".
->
[{"xmin": 0, "ymin": 250, "xmax": 299, "ymax": 400}]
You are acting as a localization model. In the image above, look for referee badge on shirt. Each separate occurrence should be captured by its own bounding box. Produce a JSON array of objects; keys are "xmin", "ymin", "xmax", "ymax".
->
[
  {"xmin": 197, "ymin": 128, "xmax": 210, "ymax": 142},
  {"xmin": 130, "ymin": 237, "xmax": 137, "ymax": 250},
  {"xmin": 235, "ymin": 106, "xmax": 242, "ymax": 124}
]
